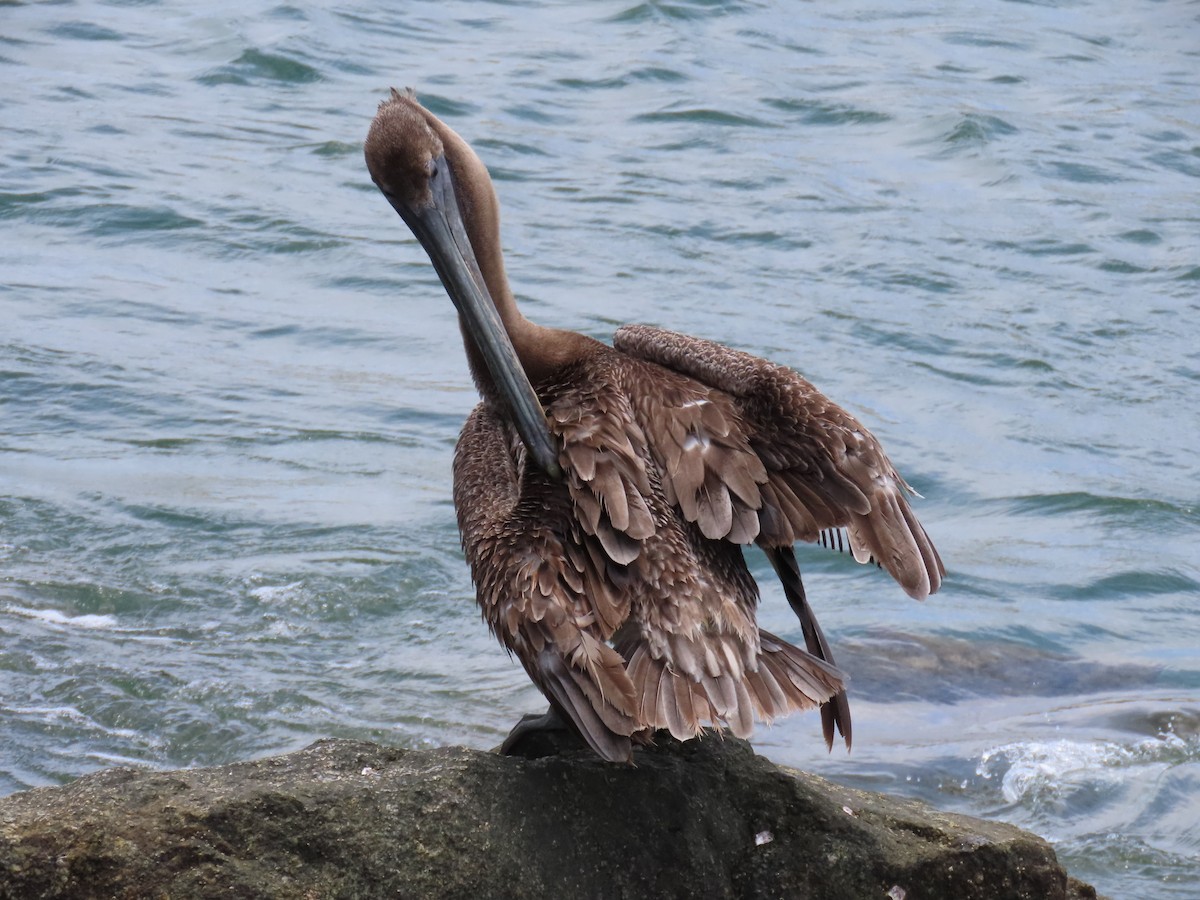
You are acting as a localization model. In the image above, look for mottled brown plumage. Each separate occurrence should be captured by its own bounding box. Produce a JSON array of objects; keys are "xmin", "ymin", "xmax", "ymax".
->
[{"xmin": 364, "ymin": 90, "xmax": 944, "ymax": 763}]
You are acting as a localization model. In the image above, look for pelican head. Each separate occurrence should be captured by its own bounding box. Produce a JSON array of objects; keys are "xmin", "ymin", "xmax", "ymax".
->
[
  {"xmin": 365, "ymin": 89, "xmax": 561, "ymax": 479},
  {"xmin": 364, "ymin": 92, "xmax": 443, "ymax": 207}
]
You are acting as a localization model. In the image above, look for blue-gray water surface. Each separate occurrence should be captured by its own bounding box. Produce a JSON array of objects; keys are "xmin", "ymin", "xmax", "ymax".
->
[{"xmin": 2, "ymin": 1, "xmax": 1198, "ymax": 895}]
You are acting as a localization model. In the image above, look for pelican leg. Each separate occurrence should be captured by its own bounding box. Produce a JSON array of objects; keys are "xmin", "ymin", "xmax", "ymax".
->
[
  {"xmin": 766, "ymin": 545, "xmax": 852, "ymax": 751},
  {"xmin": 498, "ymin": 706, "xmax": 583, "ymax": 759}
]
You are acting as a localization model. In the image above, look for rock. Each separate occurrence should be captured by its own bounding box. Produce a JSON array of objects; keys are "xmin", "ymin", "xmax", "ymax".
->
[{"xmin": 0, "ymin": 736, "xmax": 1098, "ymax": 900}]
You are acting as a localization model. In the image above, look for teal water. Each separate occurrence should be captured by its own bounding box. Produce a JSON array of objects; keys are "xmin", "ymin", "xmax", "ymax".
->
[{"xmin": 2, "ymin": 1, "xmax": 1198, "ymax": 895}]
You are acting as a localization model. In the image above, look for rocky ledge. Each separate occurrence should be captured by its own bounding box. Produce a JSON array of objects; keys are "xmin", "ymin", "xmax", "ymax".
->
[{"xmin": 0, "ymin": 736, "xmax": 1097, "ymax": 899}]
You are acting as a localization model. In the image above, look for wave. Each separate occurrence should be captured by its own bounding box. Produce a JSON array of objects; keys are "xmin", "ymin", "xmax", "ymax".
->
[
  {"xmin": 2, "ymin": 604, "xmax": 118, "ymax": 630},
  {"xmin": 977, "ymin": 732, "xmax": 1196, "ymax": 807}
]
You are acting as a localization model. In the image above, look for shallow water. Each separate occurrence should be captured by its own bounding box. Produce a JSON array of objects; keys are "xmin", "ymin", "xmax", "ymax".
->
[{"xmin": 2, "ymin": 0, "xmax": 1198, "ymax": 895}]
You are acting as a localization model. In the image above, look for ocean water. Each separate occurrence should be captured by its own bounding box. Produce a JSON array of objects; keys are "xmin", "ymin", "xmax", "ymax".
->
[{"xmin": 2, "ymin": 0, "xmax": 1198, "ymax": 895}]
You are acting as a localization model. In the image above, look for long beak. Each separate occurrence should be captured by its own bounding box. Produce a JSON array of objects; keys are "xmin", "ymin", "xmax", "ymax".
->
[{"xmin": 382, "ymin": 158, "xmax": 562, "ymax": 479}]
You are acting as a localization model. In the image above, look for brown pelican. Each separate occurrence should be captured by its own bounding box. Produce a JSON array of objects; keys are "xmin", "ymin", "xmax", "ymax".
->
[{"xmin": 364, "ymin": 90, "xmax": 943, "ymax": 763}]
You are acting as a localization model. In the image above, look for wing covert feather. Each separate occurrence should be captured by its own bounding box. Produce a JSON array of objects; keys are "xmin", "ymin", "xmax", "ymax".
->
[{"xmin": 547, "ymin": 378, "xmax": 656, "ymax": 566}]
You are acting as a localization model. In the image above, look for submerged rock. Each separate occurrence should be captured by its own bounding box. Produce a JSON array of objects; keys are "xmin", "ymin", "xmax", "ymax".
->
[{"xmin": 0, "ymin": 736, "xmax": 1098, "ymax": 899}]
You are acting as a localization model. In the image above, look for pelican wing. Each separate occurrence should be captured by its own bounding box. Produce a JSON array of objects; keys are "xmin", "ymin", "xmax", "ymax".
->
[
  {"xmin": 454, "ymin": 405, "xmax": 639, "ymax": 761},
  {"xmin": 613, "ymin": 324, "xmax": 943, "ymax": 599}
]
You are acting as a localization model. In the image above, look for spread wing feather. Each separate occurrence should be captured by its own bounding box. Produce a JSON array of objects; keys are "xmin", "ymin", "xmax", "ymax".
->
[{"xmin": 613, "ymin": 324, "xmax": 944, "ymax": 599}]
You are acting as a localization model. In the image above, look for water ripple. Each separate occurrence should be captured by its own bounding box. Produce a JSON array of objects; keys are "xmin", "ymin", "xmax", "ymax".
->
[
  {"xmin": 763, "ymin": 97, "xmax": 891, "ymax": 126},
  {"xmin": 634, "ymin": 107, "xmax": 773, "ymax": 128},
  {"xmin": 198, "ymin": 49, "xmax": 322, "ymax": 86},
  {"xmin": 47, "ymin": 21, "xmax": 124, "ymax": 42}
]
